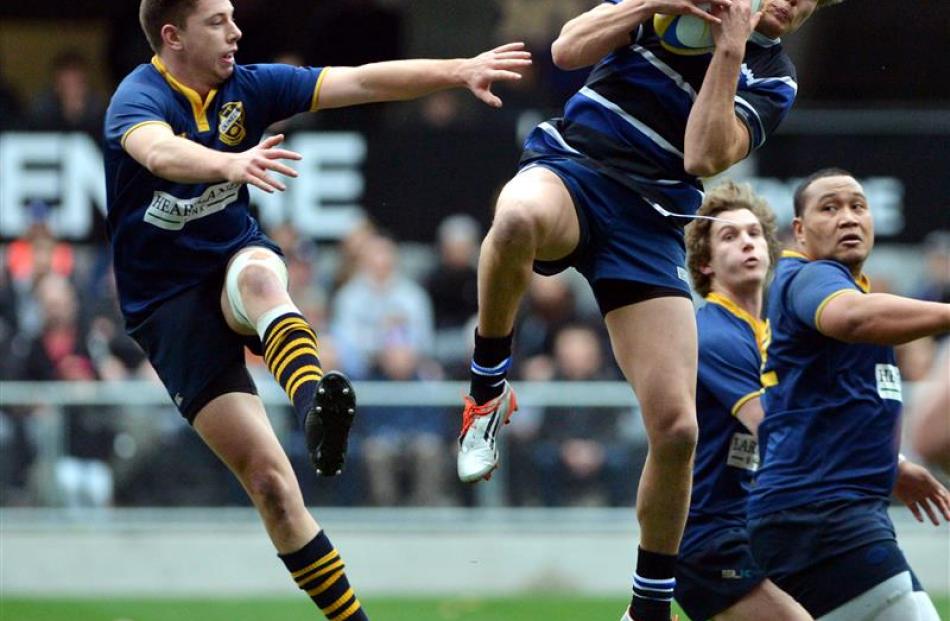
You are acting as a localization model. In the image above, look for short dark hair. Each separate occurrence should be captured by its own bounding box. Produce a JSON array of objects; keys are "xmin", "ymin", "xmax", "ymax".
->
[
  {"xmin": 792, "ymin": 167, "xmax": 855, "ymax": 218},
  {"xmin": 686, "ymin": 181, "xmax": 780, "ymax": 298},
  {"xmin": 139, "ymin": 0, "xmax": 200, "ymax": 53}
]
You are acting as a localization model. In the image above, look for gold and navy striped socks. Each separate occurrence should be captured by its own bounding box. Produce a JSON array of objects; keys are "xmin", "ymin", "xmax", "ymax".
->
[
  {"xmin": 259, "ymin": 308, "xmax": 323, "ymax": 426},
  {"xmin": 279, "ymin": 531, "xmax": 368, "ymax": 620}
]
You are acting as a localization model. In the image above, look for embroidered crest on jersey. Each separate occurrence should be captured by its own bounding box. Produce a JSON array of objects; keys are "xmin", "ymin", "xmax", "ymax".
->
[
  {"xmin": 875, "ymin": 364, "xmax": 902, "ymax": 402},
  {"xmin": 144, "ymin": 181, "xmax": 241, "ymax": 230},
  {"xmin": 218, "ymin": 101, "xmax": 246, "ymax": 146},
  {"xmin": 726, "ymin": 432, "xmax": 758, "ymax": 471}
]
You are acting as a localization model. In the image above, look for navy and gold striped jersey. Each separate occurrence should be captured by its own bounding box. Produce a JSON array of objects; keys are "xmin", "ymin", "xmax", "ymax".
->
[
  {"xmin": 749, "ymin": 252, "xmax": 902, "ymax": 519},
  {"xmin": 104, "ymin": 57, "xmax": 326, "ymax": 325},
  {"xmin": 522, "ymin": 1, "xmax": 797, "ymax": 216},
  {"xmin": 681, "ymin": 293, "xmax": 768, "ymax": 555}
]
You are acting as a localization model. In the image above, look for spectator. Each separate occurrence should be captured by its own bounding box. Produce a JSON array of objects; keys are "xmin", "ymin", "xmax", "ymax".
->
[
  {"xmin": 358, "ymin": 344, "xmax": 454, "ymax": 506},
  {"xmin": 427, "ymin": 214, "xmax": 481, "ymax": 330},
  {"xmin": 20, "ymin": 274, "xmax": 117, "ymax": 508},
  {"xmin": 531, "ymin": 324, "xmax": 639, "ymax": 507},
  {"xmin": 331, "ymin": 234, "xmax": 435, "ymax": 377},
  {"xmin": 29, "ymin": 50, "xmax": 107, "ymax": 138}
]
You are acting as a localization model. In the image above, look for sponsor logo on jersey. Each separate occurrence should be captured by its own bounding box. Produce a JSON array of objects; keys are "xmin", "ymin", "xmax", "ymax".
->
[
  {"xmin": 727, "ymin": 431, "xmax": 759, "ymax": 471},
  {"xmin": 218, "ymin": 101, "xmax": 246, "ymax": 146},
  {"xmin": 143, "ymin": 181, "xmax": 241, "ymax": 230},
  {"xmin": 875, "ymin": 363, "xmax": 902, "ymax": 402}
]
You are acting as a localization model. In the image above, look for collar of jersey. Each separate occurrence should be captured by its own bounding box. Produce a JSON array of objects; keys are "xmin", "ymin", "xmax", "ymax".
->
[
  {"xmin": 705, "ymin": 292, "xmax": 770, "ymax": 359},
  {"xmin": 780, "ymin": 249, "xmax": 871, "ymax": 293},
  {"xmin": 151, "ymin": 55, "xmax": 218, "ymax": 132},
  {"xmin": 749, "ymin": 32, "xmax": 781, "ymax": 47}
]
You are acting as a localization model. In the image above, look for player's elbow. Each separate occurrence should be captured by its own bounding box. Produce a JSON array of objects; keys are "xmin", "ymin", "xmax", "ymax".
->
[
  {"xmin": 551, "ymin": 37, "xmax": 587, "ymax": 71},
  {"xmin": 143, "ymin": 145, "xmax": 171, "ymax": 177},
  {"xmin": 684, "ymin": 153, "xmax": 725, "ymax": 178}
]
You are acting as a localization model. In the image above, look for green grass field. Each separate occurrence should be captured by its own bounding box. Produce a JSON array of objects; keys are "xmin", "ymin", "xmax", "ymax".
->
[{"xmin": 3, "ymin": 596, "xmax": 948, "ymax": 621}]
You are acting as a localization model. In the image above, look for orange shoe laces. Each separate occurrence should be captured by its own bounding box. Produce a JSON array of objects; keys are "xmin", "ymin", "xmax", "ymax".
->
[
  {"xmin": 460, "ymin": 392, "xmax": 519, "ymax": 437},
  {"xmin": 460, "ymin": 397, "xmax": 499, "ymax": 436}
]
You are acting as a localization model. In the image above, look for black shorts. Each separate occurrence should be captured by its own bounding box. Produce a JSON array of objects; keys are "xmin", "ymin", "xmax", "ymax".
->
[
  {"xmin": 128, "ymin": 273, "xmax": 261, "ymax": 423},
  {"xmin": 749, "ymin": 498, "xmax": 912, "ymax": 617},
  {"xmin": 675, "ymin": 525, "xmax": 765, "ymax": 621}
]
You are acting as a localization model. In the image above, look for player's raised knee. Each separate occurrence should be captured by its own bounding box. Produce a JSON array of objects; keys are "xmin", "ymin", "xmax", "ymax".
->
[
  {"xmin": 490, "ymin": 200, "xmax": 546, "ymax": 249},
  {"xmin": 237, "ymin": 261, "xmax": 284, "ymax": 301}
]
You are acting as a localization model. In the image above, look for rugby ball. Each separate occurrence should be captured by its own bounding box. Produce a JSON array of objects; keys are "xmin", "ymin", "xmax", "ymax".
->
[{"xmin": 654, "ymin": 0, "xmax": 764, "ymax": 56}]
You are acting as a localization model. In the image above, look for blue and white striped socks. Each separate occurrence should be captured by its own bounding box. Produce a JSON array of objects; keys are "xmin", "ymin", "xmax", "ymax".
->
[
  {"xmin": 469, "ymin": 330, "xmax": 513, "ymax": 405},
  {"xmin": 629, "ymin": 547, "xmax": 676, "ymax": 621}
]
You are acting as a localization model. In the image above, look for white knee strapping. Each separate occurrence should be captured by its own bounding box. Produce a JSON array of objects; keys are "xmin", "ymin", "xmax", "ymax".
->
[
  {"xmin": 817, "ymin": 571, "xmax": 939, "ymax": 621},
  {"xmin": 225, "ymin": 248, "xmax": 289, "ymax": 332}
]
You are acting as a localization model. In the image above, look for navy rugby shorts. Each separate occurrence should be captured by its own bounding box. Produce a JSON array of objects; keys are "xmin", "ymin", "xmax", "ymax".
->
[
  {"xmin": 675, "ymin": 523, "xmax": 765, "ymax": 621},
  {"xmin": 749, "ymin": 498, "xmax": 917, "ymax": 617},
  {"xmin": 128, "ymin": 270, "xmax": 261, "ymax": 423},
  {"xmin": 524, "ymin": 157, "xmax": 692, "ymax": 315}
]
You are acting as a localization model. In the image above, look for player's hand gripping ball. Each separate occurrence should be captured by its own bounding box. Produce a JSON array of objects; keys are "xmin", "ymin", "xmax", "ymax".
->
[{"xmin": 654, "ymin": 0, "xmax": 765, "ymax": 55}]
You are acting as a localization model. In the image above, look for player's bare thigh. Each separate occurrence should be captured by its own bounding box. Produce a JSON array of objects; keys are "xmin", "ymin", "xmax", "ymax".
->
[
  {"xmin": 604, "ymin": 296, "xmax": 698, "ymax": 421},
  {"xmin": 714, "ymin": 580, "xmax": 813, "ymax": 621},
  {"xmin": 493, "ymin": 165, "xmax": 580, "ymax": 262}
]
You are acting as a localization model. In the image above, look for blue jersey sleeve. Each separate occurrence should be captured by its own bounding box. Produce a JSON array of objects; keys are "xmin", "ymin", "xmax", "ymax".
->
[
  {"xmin": 786, "ymin": 260, "xmax": 861, "ymax": 332},
  {"xmin": 735, "ymin": 47, "xmax": 797, "ymax": 152},
  {"xmin": 105, "ymin": 84, "xmax": 173, "ymax": 151},
  {"xmin": 698, "ymin": 320, "xmax": 763, "ymax": 416},
  {"xmin": 241, "ymin": 64, "xmax": 327, "ymax": 125}
]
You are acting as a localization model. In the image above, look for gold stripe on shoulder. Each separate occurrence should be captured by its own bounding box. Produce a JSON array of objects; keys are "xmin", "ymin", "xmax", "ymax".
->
[
  {"xmin": 761, "ymin": 371, "xmax": 778, "ymax": 388},
  {"xmin": 781, "ymin": 249, "xmax": 809, "ymax": 260},
  {"xmin": 814, "ymin": 288, "xmax": 861, "ymax": 334},
  {"xmin": 311, "ymin": 67, "xmax": 330, "ymax": 112},
  {"xmin": 121, "ymin": 120, "xmax": 173, "ymax": 150}
]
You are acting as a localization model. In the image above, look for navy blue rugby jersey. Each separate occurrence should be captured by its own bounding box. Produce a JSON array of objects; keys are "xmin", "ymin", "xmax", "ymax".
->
[
  {"xmin": 681, "ymin": 292, "xmax": 769, "ymax": 554},
  {"xmin": 749, "ymin": 252, "xmax": 902, "ymax": 519},
  {"xmin": 104, "ymin": 56, "xmax": 326, "ymax": 324},
  {"xmin": 522, "ymin": 1, "xmax": 797, "ymax": 216}
]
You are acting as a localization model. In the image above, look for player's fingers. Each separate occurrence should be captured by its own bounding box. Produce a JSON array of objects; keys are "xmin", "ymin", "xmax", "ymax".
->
[
  {"xmin": 475, "ymin": 87, "xmax": 502, "ymax": 108},
  {"xmin": 489, "ymin": 70, "xmax": 524, "ymax": 82},
  {"xmin": 921, "ymin": 499, "xmax": 941, "ymax": 526},
  {"xmin": 261, "ymin": 159, "xmax": 299, "ymax": 178},
  {"xmin": 907, "ymin": 502, "xmax": 924, "ymax": 523},
  {"xmin": 250, "ymin": 165, "xmax": 286, "ymax": 192},
  {"xmin": 493, "ymin": 58, "xmax": 533, "ymax": 70},
  {"xmin": 263, "ymin": 148, "xmax": 303, "ymax": 161},
  {"xmin": 492, "ymin": 42, "xmax": 526, "ymax": 53},
  {"xmin": 244, "ymin": 173, "xmax": 274, "ymax": 193},
  {"xmin": 260, "ymin": 133, "xmax": 285, "ymax": 148},
  {"xmin": 494, "ymin": 51, "xmax": 532, "ymax": 60},
  {"xmin": 934, "ymin": 490, "xmax": 950, "ymax": 521},
  {"xmin": 686, "ymin": 4, "xmax": 722, "ymax": 24}
]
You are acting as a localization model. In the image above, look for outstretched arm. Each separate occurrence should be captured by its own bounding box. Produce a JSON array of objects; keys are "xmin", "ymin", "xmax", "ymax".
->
[
  {"xmin": 683, "ymin": 0, "xmax": 760, "ymax": 176},
  {"xmin": 816, "ymin": 292, "xmax": 950, "ymax": 346},
  {"xmin": 316, "ymin": 42, "xmax": 531, "ymax": 110},
  {"xmin": 124, "ymin": 125, "xmax": 301, "ymax": 193},
  {"xmin": 551, "ymin": 0, "xmax": 727, "ymax": 71}
]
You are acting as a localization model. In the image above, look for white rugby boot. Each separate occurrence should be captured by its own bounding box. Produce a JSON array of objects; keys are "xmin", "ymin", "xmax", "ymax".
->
[{"xmin": 456, "ymin": 382, "xmax": 518, "ymax": 483}]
